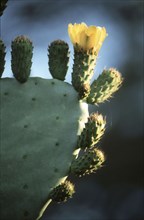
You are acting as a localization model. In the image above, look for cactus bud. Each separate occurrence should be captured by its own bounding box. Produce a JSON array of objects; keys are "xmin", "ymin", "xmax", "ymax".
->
[
  {"xmin": 11, "ymin": 35, "xmax": 33, "ymax": 83},
  {"xmin": 0, "ymin": 0, "xmax": 8, "ymax": 16},
  {"xmin": 71, "ymin": 148, "xmax": 105, "ymax": 177},
  {"xmin": 78, "ymin": 113, "xmax": 106, "ymax": 149},
  {"xmin": 87, "ymin": 68, "xmax": 123, "ymax": 104},
  {"xmin": 0, "ymin": 39, "xmax": 6, "ymax": 78},
  {"xmin": 48, "ymin": 40, "xmax": 69, "ymax": 81},
  {"xmin": 49, "ymin": 180, "xmax": 75, "ymax": 203}
]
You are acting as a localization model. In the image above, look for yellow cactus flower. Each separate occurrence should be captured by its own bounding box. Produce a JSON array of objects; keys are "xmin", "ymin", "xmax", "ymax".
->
[{"xmin": 68, "ymin": 23, "xmax": 108, "ymax": 54}]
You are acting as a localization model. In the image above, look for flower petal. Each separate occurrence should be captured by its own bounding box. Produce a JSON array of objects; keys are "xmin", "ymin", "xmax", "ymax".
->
[
  {"xmin": 86, "ymin": 26, "xmax": 97, "ymax": 36},
  {"xmin": 87, "ymin": 33, "xmax": 97, "ymax": 50},
  {"xmin": 68, "ymin": 24, "xmax": 76, "ymax": 44},
  {"xmin": 68, "ymin": 23, "xmax": 107, "ymax": 53},
  {"xmin": 79, "ymin": 30, "xmax": 89, "ymax": 50}
]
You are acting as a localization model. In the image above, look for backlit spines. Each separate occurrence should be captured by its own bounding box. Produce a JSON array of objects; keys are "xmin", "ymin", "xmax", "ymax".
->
[
  {"xmin": 78, "ymin": 113, "xmax": 106, "ymax": 149},
  {"xmin": 87, "ymin": 68, "xmax": 123, "ymax": 104},
  {"xmin": 71, "ymin": 148, "xmax": 105, "ymax": 176}
]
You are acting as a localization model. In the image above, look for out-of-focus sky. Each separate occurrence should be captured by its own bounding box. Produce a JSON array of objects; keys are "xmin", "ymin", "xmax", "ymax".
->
[{"xmin": 0, "ymin": 0, "xmax": 143, "ymax": 220}]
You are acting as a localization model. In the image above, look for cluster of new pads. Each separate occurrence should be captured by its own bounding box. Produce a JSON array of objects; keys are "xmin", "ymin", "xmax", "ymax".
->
[{"xmin": 0, "ymin": 13, "xmax": 123, "ymax": 220}]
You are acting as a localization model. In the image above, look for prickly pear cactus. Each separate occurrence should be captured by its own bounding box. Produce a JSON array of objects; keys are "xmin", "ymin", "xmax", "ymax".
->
[{"xmin": 0, "ymin": 15, "xmax": 123, "ymax": 220}]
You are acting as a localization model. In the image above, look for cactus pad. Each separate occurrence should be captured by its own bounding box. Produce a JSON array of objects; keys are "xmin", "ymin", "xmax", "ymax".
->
[
  {"xmin": 48, "ymin": 40, "xmax": 69, "ymax": 81},
  {"xmin": 49, "ymin": 180, "xmax": 75, "ymax": 203},
  {"xmin": 11, "ymin": 36, "xmax": 33, "ymax": 83},
  {"xmin": 71, "ymin": 148, "xmax": 105, "ymax": 177},
  {"xmin": 0, "ymin": 77, "xmax": 88, "ymax": 220},
  {"xmin": 77, "ymin": 113, "xmax": 106, "ymax": 149},
  {"xmin": 87, "ymin": 68, "xmax": 123, "ymax": 104}
]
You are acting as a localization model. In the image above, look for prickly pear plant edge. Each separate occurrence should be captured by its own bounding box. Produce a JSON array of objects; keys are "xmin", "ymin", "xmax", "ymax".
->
[{"xmin": 0, "ymin": 4, "xmax": 123, "ymax": 219}]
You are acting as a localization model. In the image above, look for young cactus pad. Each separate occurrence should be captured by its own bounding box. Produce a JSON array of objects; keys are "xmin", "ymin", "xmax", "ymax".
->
[{"xmin": 0, "ymin": 22, "xmax": 123, "ymax": 220}]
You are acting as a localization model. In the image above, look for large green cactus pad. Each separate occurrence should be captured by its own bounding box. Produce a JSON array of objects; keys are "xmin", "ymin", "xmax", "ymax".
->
[{"xmin": 0, "ymin": 77, "xmax": 89, "ymax": 220}]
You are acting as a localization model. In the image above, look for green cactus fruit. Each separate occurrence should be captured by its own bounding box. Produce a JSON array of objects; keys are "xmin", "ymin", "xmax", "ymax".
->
[
  {"xmin": 11, "ymin": 35, "xmax": 33, "ymax": 83},
  {"xmin": 77, "ymin": 112, "xmax": 106, "ymax": 149},
  {"xmin": 87, "ymin": 68, "xmax": 123, "ymax": 104},
  {"xmin": 48, "ymin": 40, "xmax": 69, "ymax": 81},
  {"xmin": 49, "ymin": 180, "xmax": 75, "ymax": 203},
  {"xmin": 71, "ymin": 148, "xmax": 105, "ymax": 177},
  {"xmin": 0, "ymin": 77, "xmax": 89, "ymax": 220},
  {"xmin": 0, "ymin": 0, "xmax": 8, "ymax": 16},
  {"xmin": 72, "ymin": 46, "xmax": 97, "ymax": 99},
  {"xmin": 0, "ymin": 39, "xmax": 6, "ymax": 77}
]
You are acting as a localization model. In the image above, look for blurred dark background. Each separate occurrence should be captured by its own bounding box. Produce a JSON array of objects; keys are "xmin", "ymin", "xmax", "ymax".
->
[{"xmin": 0, "ymin": 0, "xmax": 143, "ymax": 219}]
